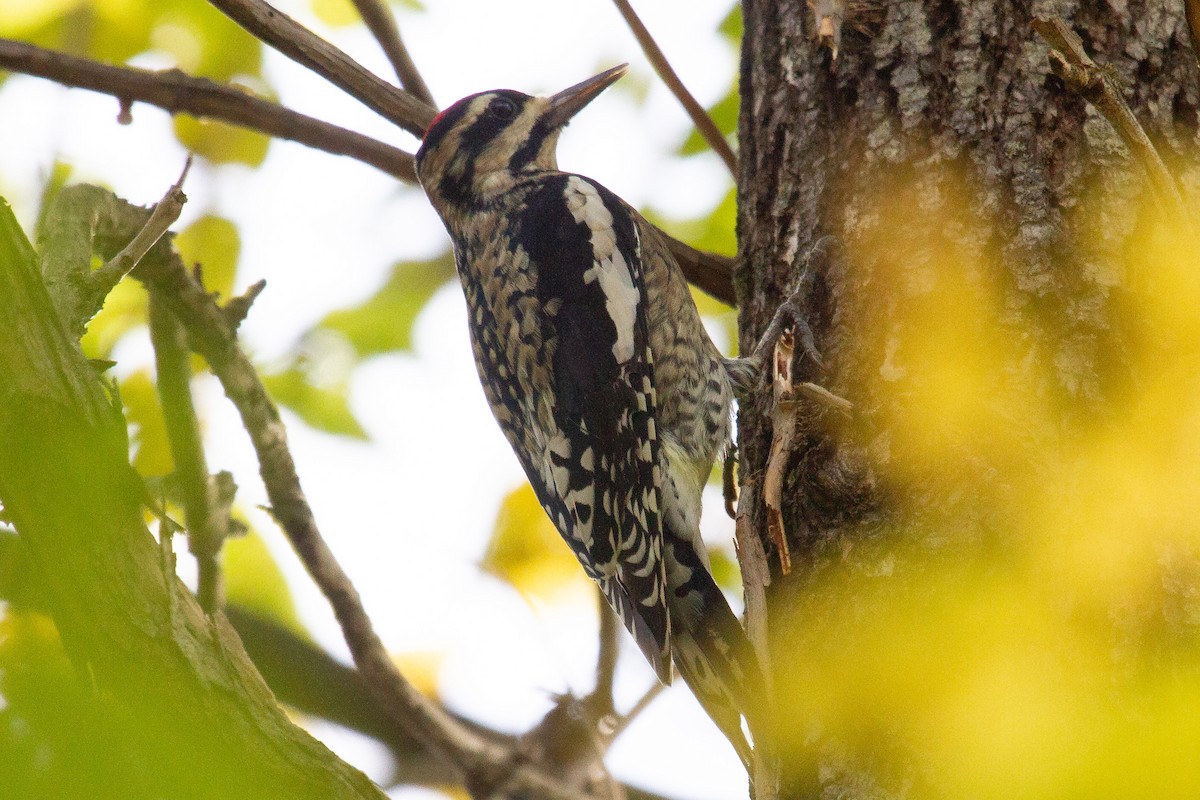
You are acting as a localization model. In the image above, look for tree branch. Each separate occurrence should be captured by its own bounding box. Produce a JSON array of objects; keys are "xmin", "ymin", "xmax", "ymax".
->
[
  {"xmin": 0, "ymin": 188, "xmax": 388, "ymax": 800},
  {"xmin": 0, "ymin": 37, "xmax": 417, "ymax": 182},
  {"xmin": 149, "ymin": 291, "xmax": 228, "ymax": 613},
  {"xmin": 206, "ymin": 0, "xmax": 435, "ymax": 136},
  {"xmin": 0, "ymin": 38, "xmax": 737, "ymax": 305},
  {"xmin": 610, "ymin": 0, "xmax": 737, "ymax": 176},
  {"xmin": 350, "ymin": 0, "xmax": 435, "ymax": 107},
  {"xmin": 0, "ymin": 529, "xmax": 678, "ymax": 800},
  {"xmin": 588, "ymin": 590, "xmax": 620, "ymax": 720}
]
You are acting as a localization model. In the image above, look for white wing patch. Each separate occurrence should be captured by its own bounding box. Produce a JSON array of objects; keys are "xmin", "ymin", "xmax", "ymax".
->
[{"xmin": 564, "ymin": 176, "xmax": 641, "ymax": 364}]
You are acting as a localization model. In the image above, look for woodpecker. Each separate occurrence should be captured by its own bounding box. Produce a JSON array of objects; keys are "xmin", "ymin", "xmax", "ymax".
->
[{"xmin": 415, "ymin": 65, "xmax": 765, "ymax": 765}]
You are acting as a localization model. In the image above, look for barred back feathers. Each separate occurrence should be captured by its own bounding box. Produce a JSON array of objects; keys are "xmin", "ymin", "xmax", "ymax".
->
[{"xmin": 415, "ymin": 65, "xmax": 765, "ymax": 767}]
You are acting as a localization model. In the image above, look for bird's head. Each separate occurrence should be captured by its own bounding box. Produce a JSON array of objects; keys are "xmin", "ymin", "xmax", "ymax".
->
[{"xmin": 416, "ymin": 64, "xmax": 628, "ymax": 213}]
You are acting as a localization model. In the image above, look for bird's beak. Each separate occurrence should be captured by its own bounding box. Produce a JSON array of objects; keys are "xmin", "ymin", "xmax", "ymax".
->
[{"xmin": 544, "ymin": 64, "xmax": 628, "ymax": 129}]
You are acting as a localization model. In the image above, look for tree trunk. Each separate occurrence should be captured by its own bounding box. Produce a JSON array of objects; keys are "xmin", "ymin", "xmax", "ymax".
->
[{"xmin": 737, "ymin": 1, "xmax": 1199, "ymax": 795}]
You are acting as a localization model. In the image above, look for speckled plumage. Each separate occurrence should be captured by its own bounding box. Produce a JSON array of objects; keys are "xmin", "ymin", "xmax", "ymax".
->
[{"xmin": 415, "ymin": 68, "xmax": 763, "ymax": 765}]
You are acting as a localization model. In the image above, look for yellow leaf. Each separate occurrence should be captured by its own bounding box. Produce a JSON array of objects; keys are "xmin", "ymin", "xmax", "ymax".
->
[
  {"xmin": 483, "ymin": 484, "xmax": 587, "ymax": 604},
  {"xmin": 0, "ymin": 0, "xmax": 81, "ymax": 36},
  {"xmin": 174, "ymin": 116, "xmax": 270, "ymax": 167},
  {"xmin": 174, "ymin": 214, "xmax": 240, "ymax": 300},
  {"xmin": 81, "ymin": 276, "xmax": 147, "ymax": 359},
  {"xmin": 223, "ymin": 527, "xmax": 305, "ymax": 636},
  {"xmin": 310, "ymin": 0, "xmax": 359, "ymax": 27},
  {"xmin": 122, "ymin": 370, "xmax": 173, "ymax": 477},
  {"xmin": 391, "ymin": 650, "xmax": 443, "ymax": 699}
]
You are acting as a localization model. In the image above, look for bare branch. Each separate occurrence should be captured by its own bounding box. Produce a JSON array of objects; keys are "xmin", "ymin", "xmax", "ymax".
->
[
  {"xmin": 351, "ymin": 0, "xmax": 435, "ymax": 107},
  {"xmin": 149, "ymin": 291, "xmax": 228, "ymax": 613},
  {"xmin": 206, "ymin": 0, "xmax": 435, "ymax": 136},
  {"xmin": 1034, "ymin": 17, "xmax": 1191, "ymax": 229},
  {"xmin": 589, "ymin": 590, "xmax": 620, "ymax": 720},
  {"xmin": 0, "ymin": 39, "xmax": 736, "ymax": 305},
  {"xmin": 659, "ymin": 234, "xmax": 736, "ymax": 306},
  {"xmin": 0, "ymin": 38, "xmax": 417, "ymax": 182},
  {"xmin": 607, "ymin": 682, "xmax": 666, "ymax": 741},
  {"xmin": 95, "ymin": 158, "xmax": 190, "ymax": 296},
  {"xmin": 610, "ymin": 0, "xmax": 737, "ymax": 176}
]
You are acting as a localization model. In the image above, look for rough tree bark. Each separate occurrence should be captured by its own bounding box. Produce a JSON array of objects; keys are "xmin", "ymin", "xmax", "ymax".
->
[{"xmin": 736, "ymin": 1, "xmax": 1198, "ymax": 796}]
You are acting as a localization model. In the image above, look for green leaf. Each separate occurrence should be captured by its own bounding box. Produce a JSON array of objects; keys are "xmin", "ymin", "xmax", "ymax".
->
[
  {"xmin": 708, "ymin": 546, "xmax": 743, "ymax": 592},
  {"xmin": 0, "ymin": 0, "xmax": 82, "ymax": 37},
  {"xmin": 679, "ymin": 87, "xmax": 738, "ymax": 156},
  {"xmin": 262, "ymin": 366, "xmax": 368, "ymax": 440},
  {"xmin": 718, "ymin": 3, "xmax": 742, "ymax": 43},
  {"xmin": 319, "ymin": 252, "xmax": 456, "ymax": 357},
  {"xmin": 646, "ymin": 186, "xmax": 737, "ymax": 258},
  {"xmin": 122, "ymin": 369, "xmax": 174, "ymax": 477},
  {"xmin": 81, "ymin": 277, "xmax": 148, "ymax": 360},
  {"xmin": 174, "ymin": 214, "xmax": 240, "ymax": 300},
  {"xmin": 173, "ymin": 116, "xmax": 271, "ymax": 167},
  {"xmin": 483, "ymin": 484, "xmax": 586, "ymax": 603},
  {"xmin": 155, "ymin": 3, "xmax": 263, "ymax": 81}
]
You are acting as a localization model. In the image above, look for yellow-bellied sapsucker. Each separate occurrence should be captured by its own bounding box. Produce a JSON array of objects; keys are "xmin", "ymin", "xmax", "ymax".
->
[{"xmin": 415, "ymin": 65, "xmax": 764, "ymax": 764}]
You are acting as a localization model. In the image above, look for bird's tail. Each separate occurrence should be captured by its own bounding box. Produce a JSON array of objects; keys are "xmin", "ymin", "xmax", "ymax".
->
[{"xmin": 664, "ymin": 533, "xmax": 768, "ymax": 769}]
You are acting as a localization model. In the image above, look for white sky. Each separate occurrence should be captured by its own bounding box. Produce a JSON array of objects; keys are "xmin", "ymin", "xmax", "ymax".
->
[{"xmin": 0, "ymin": 1, "xmax": 748, "ymax": 797}]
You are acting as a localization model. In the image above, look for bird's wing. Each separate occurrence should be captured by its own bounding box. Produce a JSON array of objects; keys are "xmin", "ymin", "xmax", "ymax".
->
[{"xmin": 516, "ymin": 173, "xmax": 671, "ymax": 680}]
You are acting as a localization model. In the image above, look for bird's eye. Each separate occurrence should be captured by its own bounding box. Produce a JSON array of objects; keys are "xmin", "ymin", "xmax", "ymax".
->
[{"xmin": 489, "ymin": 98, "xmax": 517, "ymax": 120}]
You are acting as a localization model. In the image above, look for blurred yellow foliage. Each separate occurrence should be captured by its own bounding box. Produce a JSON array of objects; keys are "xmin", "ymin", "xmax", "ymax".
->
[
  {"xmin": 122, "ymin": 369, "xmax": 173, "ymax": 477},
  {"xmin": 775, "ymin": 180, "xmax": 1200, "ymax": 795},
  {"xmin": 0, "ymin": 0, "xmax": 81, "ymax": 35},
  {"xmin": 391, "ymin": 650, "xmax": 444, "ymax": 699},
  {"xmin": 223, "ymin": 529, "xmax": 305, "ymax": 637},
  {"xmin": 483, "ymin": 483, "xmax": 589, "ymax": 606}
]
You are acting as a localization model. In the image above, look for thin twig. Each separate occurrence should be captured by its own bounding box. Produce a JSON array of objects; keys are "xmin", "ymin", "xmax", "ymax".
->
[
  {"xmin": 94, "ymin": 158, "xmax": 190, "ymax": 297},
  {"xmin": 0, "ymin": 38, "xmax": 417, "ymax": 182},
  {"xmin": 1033, "ymin": 17, "xmax": 1191, "ymax": 229},
  {"xmin": 206, "ymin": 0, "xmax": 435, "ymax": 136},
  {"xmin": 607, "ymin": 682, "xmax": 666, "ymax": 741},
  {"xmin": 795, "ymin": 381, "xmax": 853, "ymax": 416},
  {"xmin": 589, "ymin": 591, "xmax": 620, "ymax": 720},
  {"xmin": 149, "ymin": 292, "xmax": 226, "ymax": 613},
  {"xmin": 610, "ymin": 0, "xmax": 737, "ymax": 176},
  {"xmin": 0, "ymin": 38, "xmax": 736, "ymax": 305},
  {"xmin": 350, "ymin": 0, "xmax": 435, "ymax": 107}
]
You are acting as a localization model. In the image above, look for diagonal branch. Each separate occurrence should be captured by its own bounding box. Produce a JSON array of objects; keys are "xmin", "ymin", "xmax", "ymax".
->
[
  {"xmin": 610, "ymin": 0, "xmax": 737, "ymax": 176},
  {"xmin": 0, "ymin": 39, "xmax": 737, "ymax": 304},
  {"xmin": 0, "ymin": 37, "xmax": 417, "ymax": 182},
  {"xmin": 351, "ymin": 0, "xmax": 435, "ymax": 107},
  {"xmin": 206, "ymin": 0, "xmax": 435, "ymax": 136}
]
